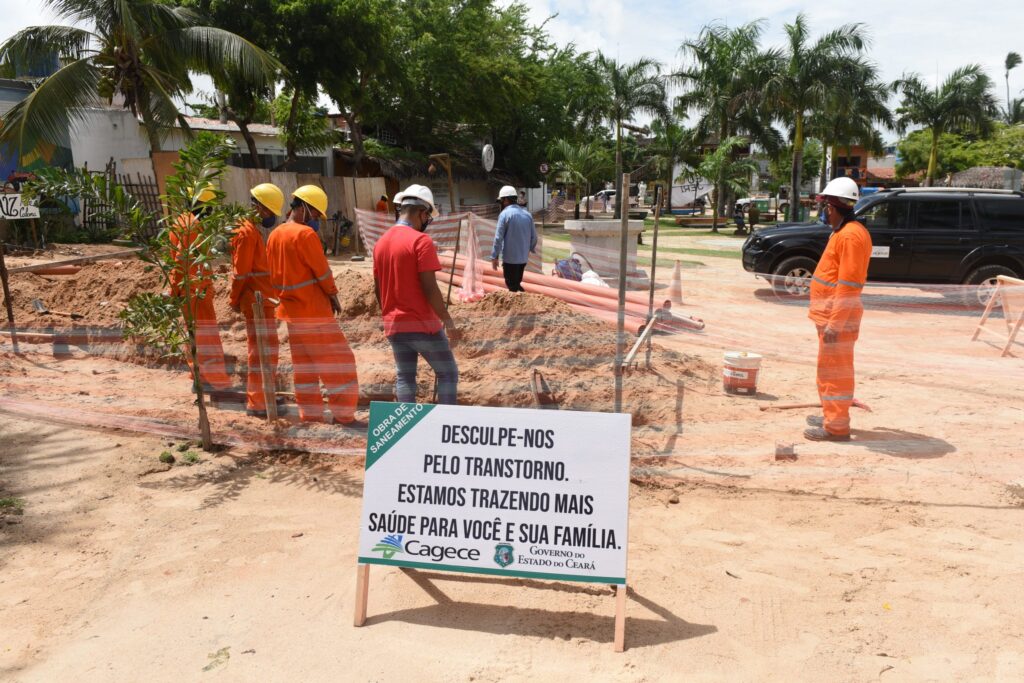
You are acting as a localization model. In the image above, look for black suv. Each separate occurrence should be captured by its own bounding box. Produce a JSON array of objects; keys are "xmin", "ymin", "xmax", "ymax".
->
[{"xmin": 742, "ymin": 188, "xmax": 1024, "ymax": 304}]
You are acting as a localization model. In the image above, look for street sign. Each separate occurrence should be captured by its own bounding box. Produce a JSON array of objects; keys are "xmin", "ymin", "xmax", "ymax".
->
[
  {"xmin": 354, "ymin": 402, "xmax": 633, "ymax": 649},
  {"xmin": 0, "ymin": 194, "xmax": 40, "ymax": 220},
  {"xmin": 481, "ymin": 144, "xmax": 495, "ymax": 172}
]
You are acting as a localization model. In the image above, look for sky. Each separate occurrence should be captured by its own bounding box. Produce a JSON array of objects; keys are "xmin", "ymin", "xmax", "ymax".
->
[{"xmin": 2, "ymin": 0, "xmax": 1023, "ymax": 139}]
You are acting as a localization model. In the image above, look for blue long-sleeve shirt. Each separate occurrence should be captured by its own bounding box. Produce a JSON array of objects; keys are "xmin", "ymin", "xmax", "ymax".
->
[{"xmin": 490, "ymin": 204, "xmax": 537, "ymax": 264}]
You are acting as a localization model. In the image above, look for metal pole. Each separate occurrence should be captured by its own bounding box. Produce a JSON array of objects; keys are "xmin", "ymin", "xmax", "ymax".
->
[
  {"xmin": 645, "ymin": 188, "xmax": 663, "ymax": 368},
  {"xmin": 613, "ymin": 172, "xmax": 630, "ymax": 413}
]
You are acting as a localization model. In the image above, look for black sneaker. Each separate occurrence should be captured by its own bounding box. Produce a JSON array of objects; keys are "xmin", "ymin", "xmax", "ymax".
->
[
  {"xmin": 803, "ymin": 427, "xmax": 851, "ymax": 442},
  {"xmin": 806, "ymin": 415, "xmax": 823, "ymax": 428}
]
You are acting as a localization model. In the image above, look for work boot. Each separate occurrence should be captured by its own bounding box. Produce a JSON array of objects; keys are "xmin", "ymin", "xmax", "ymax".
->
[
  {"xmin": 806, "ymin": 415, "xmax": 824, "ymax": 428},
  {"xmin": 803, "ymin": 427, "xmax": 850, "ymax": 442}
]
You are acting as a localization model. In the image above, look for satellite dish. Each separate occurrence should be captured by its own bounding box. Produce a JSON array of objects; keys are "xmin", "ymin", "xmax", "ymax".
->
[{"xmin": 481, "ymin": 144, "xmax": 495, "ymax": 172}]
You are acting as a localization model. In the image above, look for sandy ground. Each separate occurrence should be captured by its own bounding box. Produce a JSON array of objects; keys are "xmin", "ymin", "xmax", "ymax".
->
[{"xmin": 3, "ymin": 247, "xmax": 1024, "ymax": 680}]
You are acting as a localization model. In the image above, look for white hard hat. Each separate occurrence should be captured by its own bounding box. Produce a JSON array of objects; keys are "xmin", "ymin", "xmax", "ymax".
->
[
  {"xmin": 818, "ymin": 177, "xmax": 860, "ymax": 205},
  {"xmin": 394, "ymin": 184, "xmax": 435, "ymax": 212},
  {"xmin": 497, "ymin": 185, "xmax": 518, "ymax": 200}
]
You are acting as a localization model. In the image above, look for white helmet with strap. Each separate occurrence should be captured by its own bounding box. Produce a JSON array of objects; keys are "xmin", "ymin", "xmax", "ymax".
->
[
  {"xmin": 818, "ymin": 177, "xmax": 860, "ymax": 207},
  {"xmin": 394, "ymin": 184, "xmax": 436, "ymax": 213},
  {"xmin": 497, "ymin": 185, "xmax": 518, "ymax": 200}
]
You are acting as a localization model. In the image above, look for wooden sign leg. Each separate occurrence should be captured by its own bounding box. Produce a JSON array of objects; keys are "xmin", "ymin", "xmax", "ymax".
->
[
  {"xmin": 354, "ymin": 564, "xmax": 370, "ymax": 627},
  {"xmin": 614, "ymin": 584, "xmax": 627, "ymax": 652},
  {"xmin": 971, "ymin": 280, "xmax": 1000, "ymax": 342}
]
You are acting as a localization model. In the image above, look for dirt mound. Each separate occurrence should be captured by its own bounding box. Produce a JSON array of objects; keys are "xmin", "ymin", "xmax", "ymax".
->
[{"xmin": 7, "ymin": 258, "xmax": 163, "ymax": 326}]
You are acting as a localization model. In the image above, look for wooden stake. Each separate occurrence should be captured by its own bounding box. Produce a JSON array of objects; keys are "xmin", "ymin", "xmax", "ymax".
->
[
  {"xmin": 645, "ymin": 195, "xmax": 663, "ymax": 369},
  {"xmin": 614, "ymin": 584, "xmax": 627, "ymax": 652},
  {"xmin": 252, "ymin": 292, "xmax": 277, "ymax": 421},
  {"xmin": 354, "ymin": 564, "xmax": 370, "ymax": 626},
  {"xmin": 6, "ymin": 247, "xmax": 143, "ymax": 274},
  {"xmin": 613, "ymin": 172, "xmax": 630, "ymax": 414},
  {"xmin": 445, "ymin": 218, "xmax": 463, "ymax": 306},
  {"xmin": 0, "ymin": 241, "xmax": 19, "ymax": 354}
]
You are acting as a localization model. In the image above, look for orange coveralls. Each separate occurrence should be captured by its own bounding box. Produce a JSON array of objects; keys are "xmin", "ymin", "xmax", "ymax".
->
[
  {"xmin": 170, "ymin": 212, "xmax": 231, "ymax": 391},
  {"xmin": 808, "ymin": 219, "xmax": 872, "ymax": 436},
  {"xmin": 231, "ymin": 219, "xmax": 280, "ymax": 411},
  {"xmin": 266, "ymin": 221, "xmax": 359, "ymax": 423}
]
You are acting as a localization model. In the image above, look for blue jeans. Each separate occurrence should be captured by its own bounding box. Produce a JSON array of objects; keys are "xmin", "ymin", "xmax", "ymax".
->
[{"xmin": 387, "ymin": 330, "xmax": 459, "ymax": 405}]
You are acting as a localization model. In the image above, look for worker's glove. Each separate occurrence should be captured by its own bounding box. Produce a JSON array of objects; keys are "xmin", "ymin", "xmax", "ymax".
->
[
  {"xmin": 822, "ymin": 327, "xmax": 839, "ymax": 344},
  {"xmin": 329, "ymin": 296, "xmax": 342, "ymax": 315}
]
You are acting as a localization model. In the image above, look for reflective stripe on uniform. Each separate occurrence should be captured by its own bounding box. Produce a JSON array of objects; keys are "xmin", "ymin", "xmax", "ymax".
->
[
  {"xmin": 822, "ymin": 394, "xmax": 854, "ymax": 401},
  {"xmin": 837, "ymin": 279, "xmax": 864, "ymax": 288},
  {"xmin": 276, "ymin": 269, "xmax": 332, "ymax": 292},
  {"xmin": 323, "ymin": 381, "xmax": 356, "ymax": 396},
  {"xmin": 294, "ymin": 382, "xmax": 321, "ymax": 391},
  {"xmin": 235, "ymin": 271, "xmax": 271, "ymax": 280},
  {"xmin": 812, "ymin": 275, "xmax": 836, "ymax": 288}
]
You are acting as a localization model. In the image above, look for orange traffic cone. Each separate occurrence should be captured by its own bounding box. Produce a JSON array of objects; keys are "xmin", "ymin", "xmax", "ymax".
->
[{"xmin": 668, "ymin": 259, "xmax": 683, "ymax": 304}]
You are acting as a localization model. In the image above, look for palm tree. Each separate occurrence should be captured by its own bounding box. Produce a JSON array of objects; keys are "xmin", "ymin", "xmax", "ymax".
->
[
  {"xmin": 1005, "ymin": 52, "xmax": 1022, "ymax": 123},
  {"xmin": 694, "ymin": 136, "xmax": 758, "ymax": 233},
  {"xmin": 763, "ymin": 14, "xmax": 870, "ymax": 221},
  {"xmin": 595, "ymin": 54, "xmax": 668, "ymax": 219},
  {"xmin": 1006, "ymin": 98, "xmax": 1024, "ymax": 125},
  {"xmin": 674, "ymin": 21, "xmax": 779, "ymax": 219},
  {"xmin": 809, "ymin": 63, "xmax": 892, "ymax": 192},
  {"xmin": 549, "ymin": 139, "xmax": 611, "ymax": 219},
  {"xmin": 893, "ymin": 65, "xmax": 999, "ymax": 186},
  {"xmin": 0, "ymin": 0, "xmax": 281, "ymax": 153},
  {"xmin": 648, "ymin": 116, "xmax": 698, "ymax": 215}
]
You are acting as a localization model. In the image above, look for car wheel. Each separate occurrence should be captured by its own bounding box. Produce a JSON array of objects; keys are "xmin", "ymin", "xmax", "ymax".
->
[
  {"xmin": 964, "ymin": 265, "xmax": 1018, "ymax": 309},
  {"xmin": 771, "ymin": 256, "xmax": 817, "ymax": 298}
]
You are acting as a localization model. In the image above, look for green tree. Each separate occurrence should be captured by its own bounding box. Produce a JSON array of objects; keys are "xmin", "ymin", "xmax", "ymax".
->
[
  {"xmin": 893, "ymin": 65, "xmax": 999, "ymax": 186},
  {"xmin": 595, "ymin": 54, "xmax": 668, "ymax": 219},
  {"xmin": 24, "ymin": 133, "xmax": 248, "ymax": 450},
  {"xmin": 694, "ymin": 136, "xmax": 758, "ymax": 233},
  {"xmin": 674, "ymin": 21, "xmax": 780, "ymax": 216},
  {"xmin": 808, "ymin": 61, "xmax": 891, "ymax": 192},
  {"xmin": 648, "ymin": 116, "xmax": 698, "ymax": 214},
  {"xmin": 896, "ymin": 124, "xmax": 1024, "ymax": 178},
  {"xmin": 183, "ymin": 0, "xmax": 281, "ymax": 167},
  {"xmin": 548, "ymin": 139, "xmax": 611, "ymax": 219},
  {"xmin": 1005, "ymin": 52, "xmax": 1022, "ymax": 122},
  {"xmin": 763, "ymin": 13, "xmax": 870, "ymax": 220},
  {"xmin": 271, "ymin": 90, "xmax": 337, "ymax": 163},
  {"xmin": 0, "ymin": 0, "xmax": 280, "ymax": 153}
]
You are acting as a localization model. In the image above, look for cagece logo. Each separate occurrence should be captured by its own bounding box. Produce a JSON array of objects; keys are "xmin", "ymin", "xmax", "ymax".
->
[
  {"xmin": 371, "ymin": 534, "xmax": 404, "ymax": 559},
  {"xmin": 405, "ymin": 540, "xmax": 481, "ymax": 563}
]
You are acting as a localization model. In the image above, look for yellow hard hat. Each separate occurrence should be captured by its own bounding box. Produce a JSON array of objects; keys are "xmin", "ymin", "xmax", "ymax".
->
[
  {"xmin": 292, "ymin": 184, "xmax": 328, "ymax": 218},
  {"xmin": 196, "ymin": 182, "xmax": 217, "ymax": 203},
  {"xmin": 250, "ymin": 183, "xmax": 284, "ymax": 216}
]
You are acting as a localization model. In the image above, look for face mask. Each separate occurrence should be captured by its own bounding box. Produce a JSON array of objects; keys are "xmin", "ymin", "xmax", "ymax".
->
[
  {"xmin": 261, "ymin": 215, "xmax": 277, "ymax": 229},
  {"xmin": 309, "ymin": 218, "xmax": 321, "ymax": 232}
]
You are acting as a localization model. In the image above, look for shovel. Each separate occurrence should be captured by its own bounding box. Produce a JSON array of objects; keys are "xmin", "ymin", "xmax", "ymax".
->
[{"xmin": 32, "ymin": 298, "xmax": 84, "ymax": 320}]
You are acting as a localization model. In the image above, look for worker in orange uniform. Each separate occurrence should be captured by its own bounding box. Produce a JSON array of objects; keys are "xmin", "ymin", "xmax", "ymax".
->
[
  {"xmin": 375, "ymin": 195, "xmax": 389, "ymax": 213},
  {"xmin": 170, "ymin": 184, "xmax": 233, "ymax": 396},
  {"xmin": 230, "ymin": 183, "xmax": 283, "ymax": 417},
  {"xmin": 805, "ymin": 176, "xmax": 872, "ymax": 442},
  {"xmin": 266, "ymin": 185, "xmax": 362, "ymax": 426}
]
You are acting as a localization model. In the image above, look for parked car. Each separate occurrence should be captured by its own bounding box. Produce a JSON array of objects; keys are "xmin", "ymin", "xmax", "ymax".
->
[{"xmin": 741, "ymin": 187, "xmax": 1024, "ymax": 305}]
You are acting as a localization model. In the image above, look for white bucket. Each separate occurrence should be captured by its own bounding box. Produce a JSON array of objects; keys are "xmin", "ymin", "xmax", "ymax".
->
[{"xmin": 723, "ymin": 351, "xmax": 762, "ymax": 396}]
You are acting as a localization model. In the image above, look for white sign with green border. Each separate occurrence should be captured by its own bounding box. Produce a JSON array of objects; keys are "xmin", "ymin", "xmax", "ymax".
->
[{"xmin": 357, "ymin": 401, "xmax": 631, "ymax": 585}]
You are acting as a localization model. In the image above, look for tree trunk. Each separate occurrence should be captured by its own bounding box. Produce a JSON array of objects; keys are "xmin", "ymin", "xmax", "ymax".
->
[
  {"xmin": 926, "ymin": 128, "xmax": 939, "ymax": 187},
  {"xmin": 710, "ymin": 189, "xmax": 720, "ymax": 234},
  {"xmin": 584, "ymin": 181, "xmax": 592, "ymax": 219},
  {"xmin": 789, "ymin": 113, "xmax": 804, "ymax": 222},
  {"xmin": 284, "ymin": 87, "xmax": 303, "ymax": 168},
  {"xmin": 665, "ymin": 154, "xmax": 674, "ymax": 215},
  {"xmin": 234, "ymin": 117, "xmax": 262, "ymax": 168},
  {"xmin": 344, "ymin": 112, "xmax": 365, "ymax": 178},
  {"xmin": 614, "ymin": 120, "xmax": 623, "ymax": 220}
]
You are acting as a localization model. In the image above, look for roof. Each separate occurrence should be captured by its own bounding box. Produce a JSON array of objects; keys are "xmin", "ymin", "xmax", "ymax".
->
[{"xmin": 181, "ymin": 116, "xmax": 280, "ymax": 136}]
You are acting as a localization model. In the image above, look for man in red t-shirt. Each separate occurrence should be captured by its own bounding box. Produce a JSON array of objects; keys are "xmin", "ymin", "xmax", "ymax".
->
[{"xmin": 372, "ymin": 184, "xmax": 460, "ymax": 404}]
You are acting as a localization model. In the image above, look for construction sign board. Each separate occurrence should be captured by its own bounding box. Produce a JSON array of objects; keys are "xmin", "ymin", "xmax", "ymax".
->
[
  {"xmin": 0, "ymin": 194, "xmax": 40, "ymax": 220},
  {"xmin": 354, "ymin": 401, "xmax": 632, "ymax": 649}
]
